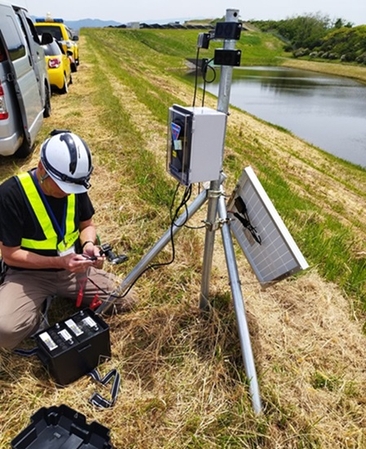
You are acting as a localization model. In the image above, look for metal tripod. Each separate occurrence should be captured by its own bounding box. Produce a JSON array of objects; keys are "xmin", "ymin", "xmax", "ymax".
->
[{"xmin": 97, "ymin": 8, "xmax": 262, "ymax": 414}]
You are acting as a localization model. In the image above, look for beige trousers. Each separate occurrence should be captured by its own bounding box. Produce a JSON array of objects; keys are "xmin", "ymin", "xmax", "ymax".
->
[{"xmin": 0, "ymin": 267, "xmax": 118, "ymax": 349}]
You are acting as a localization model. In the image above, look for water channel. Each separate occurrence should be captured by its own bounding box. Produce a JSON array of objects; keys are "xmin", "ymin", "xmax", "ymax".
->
[{"xmin": 200, "ymin": 66, "xmax": 366, "ymax": 168}]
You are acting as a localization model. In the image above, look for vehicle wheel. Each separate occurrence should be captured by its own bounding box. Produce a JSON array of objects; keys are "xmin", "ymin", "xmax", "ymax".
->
[
  {"xmin": 71, "ymin": 61, "xmax": 77, "ymax": 73},
  {"xmin": 69, "ymin": 74, "xmax": 73, "ymax": 85},
  {"xmin": 14, "ymin": 136, "xmax": 34, "ymax": 159},
  {"xmin": 60, "ymin": 74, "xmax": 69, "ymax": 94},
  {"xmin": 43, "ymin": 84, "xmax": 51, "ymax": 118}
]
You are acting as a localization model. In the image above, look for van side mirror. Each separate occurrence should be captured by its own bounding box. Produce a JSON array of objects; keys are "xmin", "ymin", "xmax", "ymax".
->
[
  {"xmin": 72, "ymin": 35, "xmax": 79, "ymax": 42},
  {"xmin": 41, "ymin": 32, "xmax": 53, "ymax": 45}
]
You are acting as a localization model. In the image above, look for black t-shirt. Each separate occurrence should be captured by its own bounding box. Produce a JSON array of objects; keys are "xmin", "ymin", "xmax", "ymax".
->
[{"xmin": 0, "ymin": 171, "xmax": 95, "ymax": 257}]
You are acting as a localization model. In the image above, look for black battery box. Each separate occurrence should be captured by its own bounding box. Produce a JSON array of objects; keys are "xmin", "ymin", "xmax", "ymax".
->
[
  {"xmin": 34, "ymin": 309, "xmax": 111, "ymax": 386},
  {"xmin": 11, "ymin": 404, "xmax": 113, "ymax": 449}
]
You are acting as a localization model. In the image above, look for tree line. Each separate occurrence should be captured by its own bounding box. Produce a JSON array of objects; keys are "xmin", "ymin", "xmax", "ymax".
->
[{"xmin": 250, "ymin": 13, "xmax": 366, "ymax": 65}]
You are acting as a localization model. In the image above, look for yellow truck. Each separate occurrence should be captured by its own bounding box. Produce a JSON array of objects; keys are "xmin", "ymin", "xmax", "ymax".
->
[{"xmin": 35, "ymin": 16, "xmax": 79, "ymax": 72}]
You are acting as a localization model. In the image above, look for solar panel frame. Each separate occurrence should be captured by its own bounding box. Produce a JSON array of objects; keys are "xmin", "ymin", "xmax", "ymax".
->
[{"xmin": 226, "ymin": 166, "xmax": 308, "ymax": 287}]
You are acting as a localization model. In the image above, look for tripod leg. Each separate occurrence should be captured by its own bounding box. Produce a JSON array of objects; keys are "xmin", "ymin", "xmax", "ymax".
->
[
  {"xmin": 218, "ymin": 194, "xmax": 262, "ymax": 414},
  {"xmin": 96, "ymin": 189, "xmax": 208, "ymax": 314},
  {"xmin": 199, "ymin": 179, "xmax": 221, "ymax": 310}
]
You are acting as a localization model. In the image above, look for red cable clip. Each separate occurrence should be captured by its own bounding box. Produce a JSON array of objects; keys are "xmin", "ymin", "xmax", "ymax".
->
[
  {"xmin": 76, "ymin": 278, "xmax": 88, "ymax": 308},
  {"xmin": 90, "ymin": 294, "xmax": 102, "ymax": 310},
  {"xmin": 76, "ymin": 286, "xmax": 84, "ymax": 308}
]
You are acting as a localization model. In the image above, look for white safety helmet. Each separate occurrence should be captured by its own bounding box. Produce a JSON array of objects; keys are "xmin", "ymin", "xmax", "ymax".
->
[{"xmin": 40, "ymin": 131, "xmax": 93, "ymax": 194}]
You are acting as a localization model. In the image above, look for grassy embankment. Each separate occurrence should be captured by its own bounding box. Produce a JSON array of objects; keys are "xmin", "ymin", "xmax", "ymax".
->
[
  {"xmin": 1, "ymin": 27, "xmax": 366, "ymax": 448},
  {"xmin": 281, "ymin": 58, "xmax": 366, "ymax": 84},
  {"xmin": 79, "ymin": 27, "xmax": 366, "ymax": 306}
]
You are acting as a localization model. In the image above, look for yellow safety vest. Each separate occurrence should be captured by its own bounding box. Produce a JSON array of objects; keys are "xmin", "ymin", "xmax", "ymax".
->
[{"xmin": 17, "ymin": 172, "xmax": 79, "ymax": 252}]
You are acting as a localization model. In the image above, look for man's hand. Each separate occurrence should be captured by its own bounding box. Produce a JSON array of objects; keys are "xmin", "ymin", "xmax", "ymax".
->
[
  {"xmin": 80, "ymin": 241, "xmax": 105, "ymax": 269},
  {"xmin": 0, "ymin": 242, "xmax": 105, "ymax": 272},
  {"xmin": 60, "ymin": 252, "xmax": 104, "ymax": 272}
]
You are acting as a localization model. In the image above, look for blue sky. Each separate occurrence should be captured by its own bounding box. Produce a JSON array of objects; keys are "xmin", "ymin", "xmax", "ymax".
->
[{"xmin": 22, "ymin": 0, "xmax": 365, "ymax": 26}]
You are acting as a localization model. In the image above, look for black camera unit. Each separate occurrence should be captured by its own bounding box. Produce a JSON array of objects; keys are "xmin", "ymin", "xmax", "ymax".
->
[
  {"xmin": 214, "ymin": 22, "xmax": 242, "ymax": 40},
  {"xmin": 214, "ymin": 49, "xmax": 242, "ymax": 67},
  {"xmin": 197, "ymin": 21, "xmax": 242, "ymax": 50},
  {"xmin": 99, "ymin": 243, "xmax": 128, "ymax": 265}
]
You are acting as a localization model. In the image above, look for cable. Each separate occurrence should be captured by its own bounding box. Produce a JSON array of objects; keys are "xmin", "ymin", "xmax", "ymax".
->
[
  {"xmin": 170, "ymin": 183, "xmax": 192, "ymax": 227},
  {"xmin": 88, "ymin": 183, "xmax": 194, "ymax": 302},
  {"xmin": 228, "ymin": 196, "xmax": 262, "ymax": 245},
  {"xmin": 184, "ymin": 222, "xmax": 206, "ymax": 230},
  {"xmin": 192, "ymin": 47, "xmax": 201, "ymax": 107},
  {"xmin": 201, "ymin": 58, "xmax": 216, "ymax": 107}
]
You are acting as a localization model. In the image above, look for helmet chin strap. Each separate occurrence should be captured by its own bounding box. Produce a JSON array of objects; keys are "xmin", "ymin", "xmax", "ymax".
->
[
  {"xmin": 40, "ymin": 173, "xmax": 49, "ymax": 184},
  {"xmin": 35, "ymin": 164, "xmax": 49, "ymax": 184}
]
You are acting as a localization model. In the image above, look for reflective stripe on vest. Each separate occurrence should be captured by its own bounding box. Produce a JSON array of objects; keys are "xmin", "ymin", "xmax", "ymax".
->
[{"xmin": 17, "ymin": 172, "xmax": 79, "ymax": 251}]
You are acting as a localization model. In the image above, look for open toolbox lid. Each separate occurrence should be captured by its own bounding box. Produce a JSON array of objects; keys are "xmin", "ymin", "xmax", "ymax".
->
[{"xmin": 11, "ymin": 404, "xmax": 113, "ymax": 449}]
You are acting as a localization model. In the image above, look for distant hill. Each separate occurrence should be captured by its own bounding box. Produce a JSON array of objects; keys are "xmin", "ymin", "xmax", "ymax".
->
[
  {"xmin": 64, "ymin": 18, "xmax": 121, "ymax": 31},
  {"xmin": 31, "ymin": 17, "xmax": 121, "ymax": 31},
  {"xmin": 33, "ymin": 16, "xmax": 215, "ymax": 33},
  {"xmin": 62, "ymin": 17, "xmax": 214, "ymax": 32}
]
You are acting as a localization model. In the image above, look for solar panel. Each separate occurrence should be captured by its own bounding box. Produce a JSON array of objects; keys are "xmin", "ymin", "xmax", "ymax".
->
[{"xmin": 226, "ymin": 166, "xmax": 308, "ymax": 287}]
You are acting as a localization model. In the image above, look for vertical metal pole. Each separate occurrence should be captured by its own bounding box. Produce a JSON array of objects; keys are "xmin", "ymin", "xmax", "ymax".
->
[
  {"xmin": 199, "ymin": 9, "xmax": 239, "ymax": 309},
  {"xmin": 218, "ymin": 194, "xmax": 262, "ymax": 414}
]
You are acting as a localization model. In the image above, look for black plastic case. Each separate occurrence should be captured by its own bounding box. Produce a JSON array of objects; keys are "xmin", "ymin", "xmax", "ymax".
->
[
  {"xmin": 11, "ymin": 404, "xmax": 113, "ymax": 448},
  {"xmin": 34, "ymin": 309, "xmax": 111, "ymax": 385}
]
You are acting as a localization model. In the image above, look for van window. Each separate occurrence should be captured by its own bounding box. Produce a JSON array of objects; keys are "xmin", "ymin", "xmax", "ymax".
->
[
  {"xmin": 0, "ymin": 40, "xmax": 5, "ymax": 62},
  {"xmin": 35, "ymin": 25, "xmax": 62, "ymax": 41},
  {"xmin": 2, "ymin": 15, "xmax": 25, "ymax": 61},
  {"xmin": 66, "ymin": 27, "xmax": 73, "ymax": 39},
  {"xmin": 15, "ymin": 15, "xmax": 40, "ymax": 53},
  {"xmin": 42, "ymin": 40, "xmax": 63, "ymax": 56},
  {"xmin": 25, "ymin": 17, "xmax": 41, "ymax": 44},
  {"xmin": 15, "ymin": 14, "xmax": 30, "ymax": 49}
]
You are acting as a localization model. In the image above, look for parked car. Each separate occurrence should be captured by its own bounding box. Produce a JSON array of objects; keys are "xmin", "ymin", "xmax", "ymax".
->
[
  {"xmin": 0, "ymin": 2, "xmax": 52, "ymax": 158},
  {"xmin": 42, "ymin": 38, "xmax": 72, "ymax": 94},
  {"xmin": 34, "ymin": 17, "xmax": 79, "ymax": 73}
]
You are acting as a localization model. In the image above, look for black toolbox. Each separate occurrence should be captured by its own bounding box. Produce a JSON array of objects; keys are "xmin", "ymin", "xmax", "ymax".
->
[
  {"xmin": 11, "ymin": 404, "xmax": 113, "ymax": 448},
  {"xmin": 34, "ymin": 309, "xmax": 111, "ymax": 385}
]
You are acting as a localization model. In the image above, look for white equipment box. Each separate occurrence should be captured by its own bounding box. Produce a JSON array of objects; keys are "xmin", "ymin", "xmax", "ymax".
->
[{"xmin": 167, "ymin": 105, "xmax": 226, "ymax": 185}]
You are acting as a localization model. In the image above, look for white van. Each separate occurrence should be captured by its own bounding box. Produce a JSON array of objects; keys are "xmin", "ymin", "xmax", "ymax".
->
[{"xmin": 0, "ymin": 2, "xmax": 52, "ymax": 157}]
